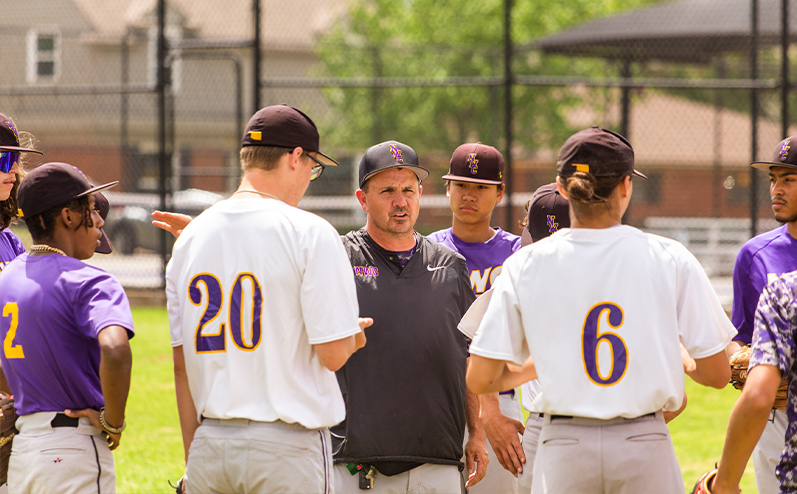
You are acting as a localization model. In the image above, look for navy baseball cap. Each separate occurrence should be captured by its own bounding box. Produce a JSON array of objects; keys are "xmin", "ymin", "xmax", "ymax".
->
[
  {"xmin": 18, "ymin": 163, "xmax": 118, "ymax": 218},
  {"xmin": 242, "ymin": 105, "xmax": 339, "ymax": 168},
  {"xmin": 521, "ymin": 183, "xmax": 571, "ymax": 247},
  {"xmin": 358, "ymin": 141, "xmax": 429, "ymax": 188},
  {"xmin": 752, "ymin": 136, "xmax": 797, "ymax": 171},
  {"xmin": 0, "ymin": 113, "xmax": 41, "ymax": 154},
  {"xmin": 557, "ymin": 126, "xmax": 646, "ymax": 180},
  {"xmin": 443, "ymin": 143, "xmax": 504, "ymax": 185}
]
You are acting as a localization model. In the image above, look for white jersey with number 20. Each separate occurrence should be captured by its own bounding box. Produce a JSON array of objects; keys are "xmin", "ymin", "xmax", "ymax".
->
[
  {"xmin": 166, "ymin": 198, "xmax": 361, "ymax": 429},
  {"xmin": 469, "ymin": 225, "xmax": 736, "ymax": 420}
]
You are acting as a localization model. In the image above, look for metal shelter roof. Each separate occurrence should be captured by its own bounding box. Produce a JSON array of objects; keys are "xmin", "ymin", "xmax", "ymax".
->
[{"xmin": 535, "ymin": 0, "xmax": 797, "ymax": 63}]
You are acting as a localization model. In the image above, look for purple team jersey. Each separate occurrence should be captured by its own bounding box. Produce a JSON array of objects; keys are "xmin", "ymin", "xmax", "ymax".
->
[
  {"xmin": 732, "ymin": 224, "xmax": 797, "ymax": 344},
  {"xmin": 0, "ymin": 229, "xmax": 25, "ymax": 273},
  {"xmin": 428, "ymin": 227, "xmax": 521, "ymax": 295},
  {"xmin": 0, "ymin": 253, "xmax": 134, "ymax": 415},
  {"xmin": 750, "ymin": 269, "xmax": 797, "ymax": 490}
]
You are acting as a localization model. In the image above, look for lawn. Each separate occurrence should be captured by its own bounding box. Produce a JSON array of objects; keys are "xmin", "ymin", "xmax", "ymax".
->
[{"xmin": 119, "ymin": 306, "xmax": 756, "ymax": 493}]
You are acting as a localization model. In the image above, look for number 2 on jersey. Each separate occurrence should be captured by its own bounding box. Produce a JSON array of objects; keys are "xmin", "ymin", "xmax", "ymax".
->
[
  {"xmin": 189, "ymin": 273, "xmax": 263, "ymax": 354},
  {"xmin": 582, "ymin": 302, "xmax": 627, "ymax": 386},
  {"xmin": 2, "ymin": 303, "xmax": 24, "ymax": 359}
]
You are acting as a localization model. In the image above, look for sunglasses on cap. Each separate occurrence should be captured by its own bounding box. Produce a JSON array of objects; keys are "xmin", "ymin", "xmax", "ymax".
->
[
  {"xmin": 0, "ymin": 152, "xmax": 19, "ymax": 174},
  {"xmin": 304, "ymin": 152, "xmax": 326, "ymax": 181}
]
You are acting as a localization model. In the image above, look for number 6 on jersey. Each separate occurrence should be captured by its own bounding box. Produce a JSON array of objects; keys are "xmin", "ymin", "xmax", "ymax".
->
[{"xmin": 582, "ymin": 302, "xmax": 628, "ymax": 386}]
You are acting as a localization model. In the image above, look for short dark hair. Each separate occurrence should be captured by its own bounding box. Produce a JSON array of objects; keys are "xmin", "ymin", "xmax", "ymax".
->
[{"xmin": 25, "ymin": 196, "xmax": 94, "ymax": 243}]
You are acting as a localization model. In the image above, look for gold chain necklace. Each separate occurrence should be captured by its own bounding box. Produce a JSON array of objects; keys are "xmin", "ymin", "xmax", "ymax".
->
[
  {"xmin": 29, "ymin": 244, "xmax": 67, "ymax": 256},
  {"xmin": 233, "ymin": 189, "xmax": 281, "ymax": 201}
]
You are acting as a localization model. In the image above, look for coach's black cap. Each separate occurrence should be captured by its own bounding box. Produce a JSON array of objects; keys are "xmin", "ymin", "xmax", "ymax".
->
[
  {"xmin": 521, "ymin": 183, "xmax": 571, "ymax": 247},
  {"xmin": 358, "ymin": 141, "xmax": 429, "ymax": 188},
  {"xmin": 752, "ymin": 136, "xmax": 797, "ymax": 171},
  {"xmin": 18, "ymin": 163, "xmax": 118, "ymax": 219},
  {"xmin": 443, "ymin": 142, "xmax": 504, "ymax": 185},
  {"xmin": 0, "ymin": 113, "xmax": 41, "ymax": 154},
  {"xmin": 93, "ymin": 191, "xmax": 113, "ymax": 254},
  {"xmin": 242, "ymin": 104, "xmax": 339, "ymax": 168},
  {"xmin": 557, "ymin": 126, "xmax": 646, "ymax": 180}
]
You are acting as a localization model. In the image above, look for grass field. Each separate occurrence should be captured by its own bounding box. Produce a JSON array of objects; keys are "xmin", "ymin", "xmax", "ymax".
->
[{"xmin": 119, "ymin": 306, "xmax": 757, "ymax": 493}]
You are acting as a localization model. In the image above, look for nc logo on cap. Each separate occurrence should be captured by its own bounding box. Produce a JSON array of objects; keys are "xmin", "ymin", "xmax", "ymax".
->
[
  {"xmin": 390, "ymin": 144, "xmax": 403, "ymax": 164},
  {"xmin": 547, "ymin": 215, "xmax": 559, "ymax": 234},
  {"xmin": 467, "ymin": 152, "xmax": 479, "ymax": 174},
  {"xmin": 5, "ymin": 121, "xmax": 19, "ymax": 144},
  {"xmin": 780, "ymin": 139, "xmax": 791, "ymax": 162}
]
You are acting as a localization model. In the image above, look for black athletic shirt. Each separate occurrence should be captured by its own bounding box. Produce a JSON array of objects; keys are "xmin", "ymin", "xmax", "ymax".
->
[{"xmin": 333, "ymin": 229, "xmax": 475, "ymax": 475}]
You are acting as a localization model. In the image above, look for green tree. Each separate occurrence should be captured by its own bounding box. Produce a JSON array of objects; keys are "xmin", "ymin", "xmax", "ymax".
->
[{"xmin": 315, "ymin": 0, "xmax": 666, "ymax": 156}]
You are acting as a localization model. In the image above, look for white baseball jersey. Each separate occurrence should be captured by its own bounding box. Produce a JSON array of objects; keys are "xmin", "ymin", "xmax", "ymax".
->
[
  {"xmin": 166, "ymin": 198, "xmax": 361, "ymax": 429},
  {"xmin": 469, "ymin": 225, "xmax": 736, "ymax": 420}
]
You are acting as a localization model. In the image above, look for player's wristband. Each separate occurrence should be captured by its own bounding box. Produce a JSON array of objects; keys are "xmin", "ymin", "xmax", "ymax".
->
[{"xmin": 99, "ymin": 407, "xmax": 126, "ymax": 434}]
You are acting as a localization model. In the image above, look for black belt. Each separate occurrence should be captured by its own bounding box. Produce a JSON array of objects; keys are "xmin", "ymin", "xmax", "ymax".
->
[
  {"xmin": 550, "ymin": 412, "xmax": 655, "ymax": 421},
  {"xmin": 51, "ymin": 413, "xmax": 79, "ymax": 428}
]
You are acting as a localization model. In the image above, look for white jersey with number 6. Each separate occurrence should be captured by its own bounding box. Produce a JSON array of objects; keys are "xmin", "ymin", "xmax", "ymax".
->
[
  {"xmin": 166, "ymin": 198, "xmax": 361, "ymax": 429},
  {"xmin": 469, "ymin": 225, "xmax": 736, "ymax": 420}
]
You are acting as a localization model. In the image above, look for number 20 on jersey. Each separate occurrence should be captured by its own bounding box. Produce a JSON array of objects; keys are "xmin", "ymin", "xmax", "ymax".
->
[
  {"xmin": 582, "ymin": 302, "xmax": 628, "ymax": 386},
  {"xmin": 190, "ymin": 273, "xmax": 263, "ymax": 353}
]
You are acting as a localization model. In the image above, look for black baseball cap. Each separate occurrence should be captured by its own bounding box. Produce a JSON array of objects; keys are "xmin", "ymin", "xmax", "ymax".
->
[
  {"xmin": 752, "ymin": 136, "xmax": 797, "ymax": 171},
  {"xmin": 442, "ymin": 142, "xmax": 504, "ymax": 185},
  {"xmin": 18, "ymin": 163, "xmax": 118, "ymax": 219},
  {"xmin": 358, "ymin": 141, "xmax": 429, "ymax": 188},
  {"xmin": 93, "ymin": 191, "xmax": 113, "ymax": 254},
  {"xmin": 0, "ymin": 113, "xmax": 41, "ymax": 154},
  {"xmin": 557, "ymin": 126, "xmax": 646, "ymax": 180},
  {"xmin": 242, "ymin": 104, "xmax": 339, "ymax": 168},
  {"xmin": 521, "ymin": 183, "xmax": 571, "ymax": 247}
]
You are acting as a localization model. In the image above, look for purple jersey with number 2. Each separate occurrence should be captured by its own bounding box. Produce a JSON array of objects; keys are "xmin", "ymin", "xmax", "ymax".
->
[
  {"xmin": 0, "ymin": 253, "xmax": 134, "ymax": 415},
  {"xmin": 428, "ymin": 227, "xmax": 521, "ymax": 295}
]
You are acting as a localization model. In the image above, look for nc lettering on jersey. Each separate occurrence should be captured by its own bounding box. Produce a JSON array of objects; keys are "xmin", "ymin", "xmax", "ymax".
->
[
  {"xmin": 353, "ymin": 266, "xmax": 379, "ymax": 277},
  {"xmin": 470, "ymin": 266, "xmax": 502, "ymax": 295}
]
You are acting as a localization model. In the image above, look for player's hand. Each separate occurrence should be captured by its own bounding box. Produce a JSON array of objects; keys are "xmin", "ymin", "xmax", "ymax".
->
[
  {"xmin": 681, "ymin": 343, "xmax": 697, "ymax": 375},
  {"xmin": 464, "ymin": 429, "xmax": 488, "ymax": 488},
  {"xmin": 354, "ymin": 317, "xmax": 373, "ymax": 351},
  {"xmin": 663, "ymin": 392, "xmax": 687, "ymax": 424},
  {"xmin": 152, "ymin": 211, "xmax": 193, "ymax": 239},
  {"xmin": 64, "ymin": 408, "xmax": 122, "ymax": 450},
  {"xmin": 481, "ymin": 397, "xmax": 525, "ymax": 475}
]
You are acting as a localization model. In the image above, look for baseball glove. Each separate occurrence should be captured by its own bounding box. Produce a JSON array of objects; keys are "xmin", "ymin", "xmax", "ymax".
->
[
  {"xmin": 730, "ymin": 345, "xmax": 789, "ymax": 410},
  {"xmin": 0, "ymin": 393, "xmax": 17, "ymax": 485},
  {"xmin": 689, "ymin": 467, "xmax": 718, "ymax": 494}
]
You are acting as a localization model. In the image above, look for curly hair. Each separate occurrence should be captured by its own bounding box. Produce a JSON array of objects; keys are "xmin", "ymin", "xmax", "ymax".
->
[
  {"xmin": 24, "ymin": 196, "xmax": 94, "ymax": 243},
  {"xmin": 0, "ymin": 129, "xmax": 38, "ymax": 231}
]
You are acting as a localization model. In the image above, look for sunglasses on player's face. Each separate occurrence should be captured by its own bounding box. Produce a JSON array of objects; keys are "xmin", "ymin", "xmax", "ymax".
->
[
  {"xmin": 0, "ymin": 152, "xmax": 20, "ymax": 174},
  {"xmin": 304, "ymin": 152, "xmax": 326, "ymax": 181}
]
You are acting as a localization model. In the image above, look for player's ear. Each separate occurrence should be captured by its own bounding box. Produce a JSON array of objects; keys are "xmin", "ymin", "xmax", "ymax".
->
[
  {"xmin": 495, "ymin": 184, "xmax": 505, "ymax": 204},
  {"xmin": 355, "ymin": 189, "xmax": 368, "ymax": 212},
  {"xmin": 59, "ymin": 207, "xmax": 74, "ymax": 229},
  {"xmin": 555, "ymin": 176, "xmax": 569, "ymax": 200}
]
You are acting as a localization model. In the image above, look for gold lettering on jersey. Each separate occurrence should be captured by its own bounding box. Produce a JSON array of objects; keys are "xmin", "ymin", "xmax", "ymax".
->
[{"xmin": 354, "ymin": 266, "xmax": 379, "ymax": 277}]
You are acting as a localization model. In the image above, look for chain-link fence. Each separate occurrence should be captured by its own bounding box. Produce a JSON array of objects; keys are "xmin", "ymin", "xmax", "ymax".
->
[{"xmin": 1, "ymin": 0, "xmax": 792, "ymax": 291}]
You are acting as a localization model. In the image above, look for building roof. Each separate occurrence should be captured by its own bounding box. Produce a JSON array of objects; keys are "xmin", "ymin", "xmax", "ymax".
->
[{"xmin": 72, "ymin": 0, "xmax": 348, "ymax": 50}]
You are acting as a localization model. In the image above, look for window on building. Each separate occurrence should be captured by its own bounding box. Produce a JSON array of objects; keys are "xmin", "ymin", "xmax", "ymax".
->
[{"xmin": 27, "ymin": 29, "xmax": 61, "ymax": 84}]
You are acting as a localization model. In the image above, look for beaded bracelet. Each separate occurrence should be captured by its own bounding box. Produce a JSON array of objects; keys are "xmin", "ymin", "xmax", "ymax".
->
[{"xmin": 99, "ymin": 407, "xmax": 126, "ymax": 435}]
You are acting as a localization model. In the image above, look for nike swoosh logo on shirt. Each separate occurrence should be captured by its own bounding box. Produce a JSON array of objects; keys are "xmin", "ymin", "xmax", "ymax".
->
[{"xmin": 427, "ymin": 265, "xmax": 446, "ymax": 272}]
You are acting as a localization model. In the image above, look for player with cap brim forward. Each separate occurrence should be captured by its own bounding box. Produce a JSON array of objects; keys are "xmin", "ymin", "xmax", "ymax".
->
[
  {"xmin": 0, "ymin": 162, "xmax": 133, "ymax": 494},
  {"xmin": 427, "ymin": 142, "xmax": 525, "ymax": 493},
  {"xmin": 464, "ymin": 126, "xmax": 735, "ymax": 494},
  {"xmin": 165, "ymin": 105, "xmax": 372, "ymax": 494}
]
